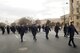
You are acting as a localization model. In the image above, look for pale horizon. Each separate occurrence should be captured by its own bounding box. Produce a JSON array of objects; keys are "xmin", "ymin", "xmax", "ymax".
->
[{"xmin": 0, "ymin": 0, "xmax": 69, "ymax": 23}]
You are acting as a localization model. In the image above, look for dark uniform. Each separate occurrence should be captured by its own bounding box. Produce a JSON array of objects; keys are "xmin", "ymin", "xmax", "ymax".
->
[
  {"xmin": 68, "ymin": 22, "xmax": 79, "ymax": 48},
  {"xmin": 63, "ymin": 24, "xmax": 69, "ymax": 37},
  {"xmin": 42, "ymin": 25, "xmax": 45, "ymax": 32},
  {"xmin": 0, "ymin": 26, "xmax": 5, "ymax": 34},
  {"xmin": 16, "ymin": 26, "xmax": 20, "ymax": 34},
  {"xmin": 24, "ymin": 25, "xmax": 28, "ymax": 33},
  {"xmin": 6, "ymin": 25, "xmax": 10, "ymax": 34},
  {"xmin": 54, "ymin": 23, "xmax": 60, "ymax": 38},
  {"xmin": 10, "ymin": 26, "xmax": 16, "ymax": 34},
  {"xmin": 19, "ymin": 25, "xmax": 25, "ymax": 42},
  {"xmin": 37, "ymin": 25, "xmax": 41, "ymax": 32},
  {"xmin": 44, "ymin": 25, "xmax": 51, "ymax": 39},
  {"xmin": 29, "ymin": 25, "xmax": 31, "ymax": 32},
  {"xmin": 31, "ymin": 24, "xmax": 38, "ymax": 40}
]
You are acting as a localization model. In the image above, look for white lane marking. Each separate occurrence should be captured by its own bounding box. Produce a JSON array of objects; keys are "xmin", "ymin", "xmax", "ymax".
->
[
  {"xmin": 15, "ymin": 35, "xmax": 27, "ymax": 41},
  {"xmin": 23, "ymin": 38, "xmax": 27, "ymax": 41},
  {"xmin": 15, "ymin": 35, "xmax": 19, "ymax": 39},
  {"xmin": 75, "ymin": 37, "xmax": 80, "ymax": 39},
  {"xmin": 18, "ymin": 47, "xmax": 28, "ymax": 51}
]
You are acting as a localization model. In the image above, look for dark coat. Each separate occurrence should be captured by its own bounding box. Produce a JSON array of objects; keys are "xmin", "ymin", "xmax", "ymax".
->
[
  {"xmin": 68, "ymin": 25, "xmax": 78, "ymax": 37},
  {"xmin": 19, "ymin": 26, "xmax": 25, "ymax": 35},
  {"xmin": 31, "ymin": 25, "xmax": 38, "ymax": 35},
  {"xmin": 6, "ymin": 25, "xmax": 10, "ymax": 34},
  {"xmin": 44, "ymin": 26, "xmax": 51, "ymax": 33},
  {"xmin": 16, "ymin": 26, "xmax": 21, "ymax": 34},
  {"xmin": 10, "ymin": 26, "xmax": 16, "ymax": 33},
  {"xmin": 54, "ymin": 25, "xmax": 60, "ymax": 33},
  {"xmin": 0, "ymin": 26, "xmax": 5, "ymax": 32},
  {"xmin": 63, "ymin": 25, "xmax": 69, "ymax": 33},
  {"xmin": 0, "ymin": 26, "xmax": 5, "ymax": 34}
]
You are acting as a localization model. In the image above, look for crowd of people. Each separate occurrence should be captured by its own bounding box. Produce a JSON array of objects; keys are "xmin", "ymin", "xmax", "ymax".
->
[{"xmin": 0, "ymin": 21, "xmax": 79, "ymax": 48}]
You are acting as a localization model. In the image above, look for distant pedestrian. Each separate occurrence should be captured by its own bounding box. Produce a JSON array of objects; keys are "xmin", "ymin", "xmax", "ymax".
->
[
  {"xmin": 19, "ymin": 25, "xmax": 25, "ymax": 42},
  {"xmin": 10, "ymin": 26, "xmax": 16, "ymax": 34},
  {"xmin": 68, "ymin": 21, "xmax": 79, "ymax": 48},
  {"xmin": 0, "ymin": 26, "xmax": 5, "ymax": 34},
  {"xmin": 63, "ymin": 24, "xmax": 69, "ymax": 37},
  {"xmin": 6, "ymin": 25, "xmax": 10, "ymax": 34},
  {"xmin": 31, "ymin": 24, "xmax": 38, "ymax": 41},
  {"xmin": 24, "ymin": 25, "xmax": 28, "ymax": 33},
  {"xmin": 44, "ymin": 24, "xmax": 51, "ymax": 39},
  {"xmin": 37, "ymin": 25, "xmax": 41, "ymax": 32},
  {"xmin": 54, "ymin": 23, "xmax": 60, "ymax": 38},
  {"xmin": 42, "ymin": 25, "xmax": 45, "ymax": 32},
  {"xmin": 29, "ymin": 25, "xmax": 31, "ymax": 32},
  {"xmin": 16, "ymin": 25, "xmax": 20, "ymax": 34}
]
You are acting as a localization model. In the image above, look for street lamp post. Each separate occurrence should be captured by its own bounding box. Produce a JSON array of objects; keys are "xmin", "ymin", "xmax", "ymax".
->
[
  {"xmin": 64, "ymin": 15, "xmax": 65, "ymax": 25},
  {"xmin": 63, "ymin": 2, "xmax": 68, "ymax": 25}
]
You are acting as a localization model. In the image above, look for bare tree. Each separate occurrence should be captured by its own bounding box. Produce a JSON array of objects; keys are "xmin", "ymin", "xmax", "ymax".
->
[
  {"xmin": 0, "ymin": 22, "xmax": 6, "ymax": 27},
  {"xmin": 10, "ymin": 22, "xmax": 16, "ymax": 26},
  {"xmin": 35, "ymin": 20, "xmax": 41, "ymax": 25},
  {"xmin": 18, "ymin": 17, "xmax": 32, "ymax": 25}
]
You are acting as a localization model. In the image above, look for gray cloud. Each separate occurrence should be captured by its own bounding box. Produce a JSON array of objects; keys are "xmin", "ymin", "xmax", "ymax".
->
[
  {"xmin": 0, "ymin": 0, "xmax": 69, "ymax": 21},
  {"xmin": 0, "ymin": 4, "xmax": 38, "ymax": 17}
]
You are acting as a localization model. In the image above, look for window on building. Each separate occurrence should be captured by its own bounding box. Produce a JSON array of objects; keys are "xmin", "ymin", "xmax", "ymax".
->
[
  {"xmin": 77, "ymin": 22, "xmax": 79, "ymax": 26},
  {"xmin": 77, "ymin": 16, "xmax": 80, "ymax": 19},
  {"xmin": 77, "ymin": 1, "xmax": 79, "ymax": 5},
  {"xmin": 72, "ymin": 0, "xmax": 73, "ymax": 3},
  {"xmin": 77, "ymin": 8, "xmax": 79, "ymax": 13}
]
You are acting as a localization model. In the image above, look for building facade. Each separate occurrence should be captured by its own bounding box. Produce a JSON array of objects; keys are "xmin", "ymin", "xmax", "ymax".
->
[
  {"xmin": 70, "ymin": 0, "xmax": 80, "ymax": 31},
  {"xmin": 60, "ymin": 14, "xmax": 70, "ymax": 24}
]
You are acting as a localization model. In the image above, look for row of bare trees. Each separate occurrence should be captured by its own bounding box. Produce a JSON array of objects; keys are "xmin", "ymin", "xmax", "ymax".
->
[
  {"xmin": 0, "ymin": 17, "xmax": 64, "ymax": 28},
  {"xmin": 0, "ymin": 17, "xmax": 40, "ymax": 27}
]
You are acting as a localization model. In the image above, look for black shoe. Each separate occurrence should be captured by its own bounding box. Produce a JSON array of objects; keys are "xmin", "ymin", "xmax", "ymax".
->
[
  {"xmin": 33, "ymin": 38, "xmax": 37, "ymax": 40},
  {"xmin": 73, "ymin": 45, "xmax": 77, "ymax": 48},
  {"xmin": 46, "ymin": 38, "xmax": 49, "ymax": 40},
  {"xmin": 64, "ymin": 35, "xmax": 68, "ymax": 38},
  {"xmin": 34, "ymin": 39, "xmax": 37, "ymax": 41},
  {"xmin": 56, "ymin": 36, "xmax": 59, "ymax": 38},
  {"xmin": 46, "ymin": 37, "xmax": 49, "ymax": 40},
  {"xmin": 68, "ymin": 44, "xmax": 72, "ymax": 46},
  {"xmin": 64, "ymin": 35, "xmax": 66, "ymax": 37},
  {"xmin": 55, "ymin": 35, "xmax": 59, "ymax": 38},
  {"xmin": 21, "ymin": 40, "xmax": 23, "ymax": 42}
]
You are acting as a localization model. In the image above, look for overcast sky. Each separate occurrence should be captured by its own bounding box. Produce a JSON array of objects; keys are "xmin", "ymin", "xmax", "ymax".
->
[{"xmin": 0, "ymin": 0, "xmax": 69, "ymax": 23}]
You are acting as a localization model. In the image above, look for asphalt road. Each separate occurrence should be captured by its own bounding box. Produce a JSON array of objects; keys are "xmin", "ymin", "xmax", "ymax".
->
[{"xmin": 0, "ymin": 30, "xmax": 80, "ymax": 53}]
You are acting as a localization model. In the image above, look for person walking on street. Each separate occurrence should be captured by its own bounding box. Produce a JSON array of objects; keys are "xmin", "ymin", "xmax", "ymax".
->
[
  {"xmin": 37, "ymin": 25, "xmax": 41, "ymax": 32},
  {"xmin": 10, "ymin": 26, "xmax": 16, "ymax": 34},
  {"xmin": 0, "ymin": 26, "xmax": 5, "ymax": 35},
  {"xmin": 54, "ymin": 23, "xmax": 60, "ymax": 38},
  {"xmin": 42, "ymin": 25, "xmax": 45, "ymax": 32},
  {"xmin": 6, "ymin": 25, "xmax": 10, "ymax": 34},
  {"xmin": 44, "ymin": 24, "xmax": 51, "ymax": 39},
  {"xmin": 68, "ymin": 21, "xmax": 79, "ymax": 48},
  {"xmin": 63, "ymin": 24, "xmax": 69, "ymax": 37},
  {"xmin": 31, "ymin": 24, "xmax": 38, "ymax": 41},
  {"xmin": 19, "ymin": 25, "xmax": 25, "ymax": 42}
]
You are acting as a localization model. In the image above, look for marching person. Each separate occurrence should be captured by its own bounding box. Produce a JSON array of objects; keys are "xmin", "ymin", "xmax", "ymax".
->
[
  {"xmin": 44, "ymin": 24, "xmax": 51, "ymax": 39},
  {"xmin": 68, "ymin": 21, "xmax": 79, "ymax": 48},
  {"xmin": 19, "ymin": 25, "xmax": 25, "ymax": 42},
  {"xmin": 0, "ymin": 26, "xmax": 5, "ymax": 35},
  {"xmin": 54, "ymin": 23, "xmax": 60, "ymax": 38},
  {"xmin": 6, "ymin": 25, "xmax": 10, "ymax": 34},
  {"xmin": 42, "ymin": 25, "xmax": 45, "ymax": 32},
  {"xmin": 37, "ymin": 25, "xmax": 41, "ymax": 32},
  {"xmin": 31, "ymin": 24, "xmax": 38, "ymax": 41},
  {"xmin": 63, "ymin": 24, "xmax": 69, "ymax": 37},
  {"xmin": 10, "ymin": 26, "xmax": 16, "ymax": 34}
]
